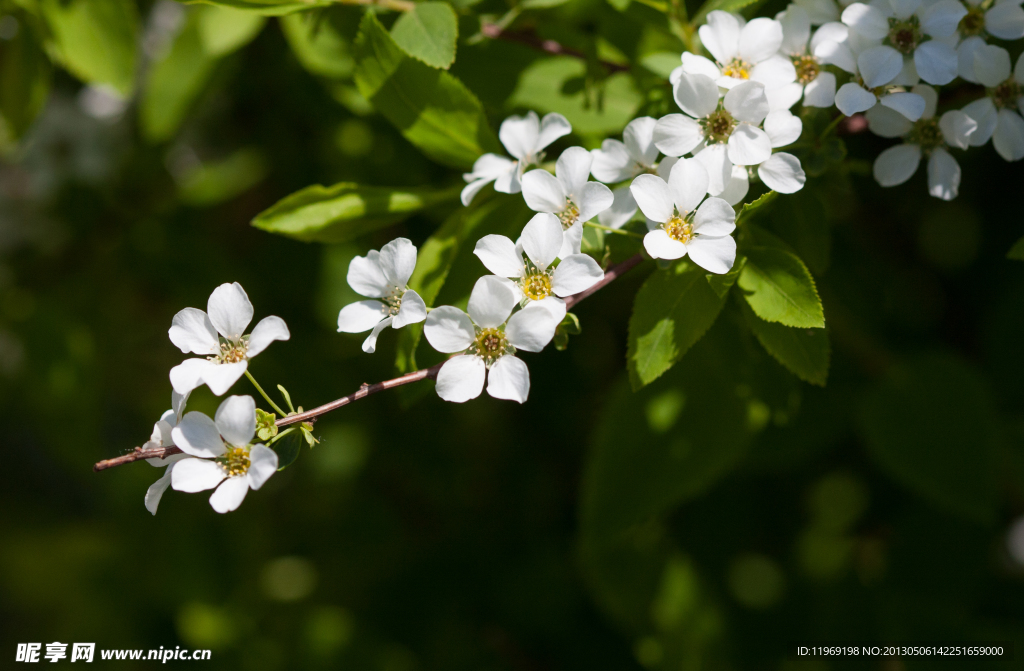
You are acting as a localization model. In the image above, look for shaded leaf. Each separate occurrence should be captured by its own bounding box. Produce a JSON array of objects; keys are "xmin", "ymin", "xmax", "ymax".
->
[
  {"xmin": 271, "ymin": 431, "xmax": 302, "ymax": 470},
  {"xmin": 737, "ymin": 246, "xmax": 824, "ymax": 328},
  {"xmin": 390, "ymin": 2, "xmax": 457, "ymax": 70},
  {"xmin": 741, "ymin": 300, "xmax": 829, "ymax": 386},
  {"xmin": 692, "ymin": 0, "xmax": 760, "ymax": 25},
  {"xmin": 40, "ymin": 0, "xmax": 138, "ymax": 95},
  {"xmin": 735, "ymin": 189, "xmax": 777, "ymax": 226},
  {"xmin": 1008, "ymin": 235, "xmax": 1024, "ymax": 261},
  {"xmin": 181, "ymin": 0, "xmax": 335, "ymax": 16},
  {"xmin": 279, "ymin": 10, "xmax": 354, "ymax": 79},
  {"xmin": 0, "ymin": 14, "xmax": 51, "ymax": 139},
  {"xmin": 177, "ymin": 148, "xmax": 268, "ymax": 207}
]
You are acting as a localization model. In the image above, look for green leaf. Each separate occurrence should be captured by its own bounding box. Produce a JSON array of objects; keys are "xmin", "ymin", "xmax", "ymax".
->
[
  {"xmin": 769, "ymin": 189, "xmax": 831, "ymax": 275},
  {"xmin": 279, "ymin": 11, "xmax": 354, "ymax": 79},
  {"xmin": 389, "ymin": 2, "xmax": 457, "ymax": 70},
  {"xmin": 741, "ymin": 301, "xmax": 829, "ymax": 386},
  {"xmin": 354, "ymin": 13, "xmax": 500, "ymax": 169},
  {"xmin": 39, "ymin": 0, "xmax": 138, "ymax": 96},
  {"xmin": 553, "ymin": 312, "xmax": 581, "ymax": 351},
  {"xmin": 639, "ymin": 51, "xmax": 681, "ymax": 78},
  {"xmin": 196, "ymin": 4, "xmax": 265, "ymax": 57},
  {"xmin": 255, "ymin": 408, "xmax": 278, "ymax": 441},
  {"xmin": 181, "ymin": 0, "xmax": 335, "ymax": 16},
  {"xmin": 177, "ymin": 148, "xmax": 269, "ymax": 206},
  {"xmin": 737, "ymin": 246, "xmax": 824, "ymax": 329},
  {"xmin": 735, "ymin": 189, "xmax": 777, "ymax": 226},
  {"xmin": 1008, "ymin": 235, "xmax": 1024, "ymax": 261},
  {"xmin": 271, "ymin": 430, "xmax": 302, "ymax": 470},
  {"xmin": 627, "ymin": 260, "xmax": 728, "ymax": 389},
  {"xmin": 691, "ymin": 0, "xmax": 760, "ymax": 25},
  {"xmin": 0, "ymin": 13, "xmax": 51, "ymax": 139},
  {"xmin": 252, "ymin": 181, "xmax": 461, "ymax": 243},
  {"xmin": 861, "ymin": 353, "xmax": 998, "ymax": 524},
  {"xmin": 276, "ymin": 384, "xmax": 296, "ymax": 413},
  {"xmin": 705, "ymin": 257, "xmax": 744, "ymax": 298}
]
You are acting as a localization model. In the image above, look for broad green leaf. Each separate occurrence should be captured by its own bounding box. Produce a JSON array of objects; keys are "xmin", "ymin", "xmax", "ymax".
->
[
  {"xmin": 389, "ymin": 2, "xmax": 457, "ymax": 70},
  {"xmin": 522, "ymin": 0, "xmax": 573, "ymax": 8},
  {"xmin": 767, "ymin": 189, "xmax": 831, "ymax": 275},
  {"xmin": 140, "ymin": 6, "xmax": 263, "ymax": 142},
  {"xmin": 0, "ymin": 14, "xmax": 51, "ymax": 139},
  {"xmin": 354, "ymin": 13, "xmax": 500, "ymax": 169},
  {"xmin": 509, "ymin": 57, "xmax": 642, "ymax": 136},
  {"xmin": 735, "ymin": 189, "xmax": 777, "ymax": 226},
  {"xmin": 181, "ymin": 0, "xmax": 335, "ymax": 16},
  {"xmin": 691, "ymin": 0, "xmax": 760, "ymax": 25},
  {"xmin": 639, "ymin": 51, "xmax": 681, "ymax": 78},
  {"xmin": 742, "ymin": 301, "xmax": 829, "ymax": 386},
  {"xmin": 861, "ymin": 353, "xmax": 998, "ymax": 524},
  {"xmin": 705, "ymin": 257, "xmax": 744, "ymax": 298},
  {"xmin": 271, "ymin": 430, "xmax": 302, "ymax": 470},
  {"xmin": 737, "ymin": 246, "xmax": 824, "ymax": 329},
  {"xmin": 252, "ymin": 182, "xmax": 462, "ymax": 243},
  {"xmin": 1008, "ymin": 235, "xmax": 1024, "ymax": 261},
  {"xmin": 627, "ymin": 260, "xmax": 728, "ymax": 389},
  {"xmin": 177, "ymin": 148, "xmax": 268, "ymax": 206},
  {"xmin": 279, "ymin": 11, "xmax": 354, "ymax": 79},
  {"xmin": 39, "ymin": 0, "xmax": 138, "ymax": 96}
]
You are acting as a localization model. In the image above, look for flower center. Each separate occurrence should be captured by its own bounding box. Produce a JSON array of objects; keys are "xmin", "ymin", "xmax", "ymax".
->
[
  {"xmin": 471, "ymin": 327, "xmax": 510, "ymax": 367},
  {"xmin": 383, "ymin": 290, "xmax": 403, "ymax": 317},
  {"xmin": 217, "ymin": 337, "xmax": 249, "ymax": 364},
  {"xmin": 887, "ymin": 17, "xmax": 922, "ymax": 54},
  {"xmin": 702, "ymin": 109, "xmax": 736, "ymax": 144},
  {"xmin": 219, "ymin": 446, "xmax": 250, "ymax": 477},
  {"xmin": 958, "ymin": 6, "xmax": 985, "ymax": 36},
  {"xmin": 663, "ymin": 215, "xmax": 694, "ymax": 244},
  {"xmin": 521, "ymin": 271, "xmax": 553, "ymax": 301},
  {"xmin": 992, "ymin": 79, "xmax": 1022, "ymax": 110},
  {"xmin": 558, "ymin": 199, "xmax": 580, "ymax": 229},
  {"xmin": 721, "ymin": 58, "xmax": 752, "ymax": 80},
  {"xmin": 909, "ymin": 117, "xmax": 944, "ymax": 150},
  {"xmin": 793, "ymin": 54, "xmax": 820, "ymax": 85}
]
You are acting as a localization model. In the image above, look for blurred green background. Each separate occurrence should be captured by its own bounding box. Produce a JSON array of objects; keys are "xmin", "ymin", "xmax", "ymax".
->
[{"xmin": 3, "ymin": 0, "xmax": 1024, "ymax": 669}]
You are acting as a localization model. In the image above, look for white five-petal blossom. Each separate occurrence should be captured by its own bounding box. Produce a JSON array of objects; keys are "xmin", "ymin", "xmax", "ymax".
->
[
  {"xmin": 474, "ymin": 213, "xmax": 605, "ymax": 308},
  {"xmin": 868, "ymin": 85, "xmax": 977, "ymax": 199},
  {"xmin": 337, "ymin": 237, "xmax": 427, "ymax": 353},
  {"xmin": 461, "ymin": 111, "xmax": 572, "ymax": 205},
  {"xmin": 170, "ymin": 395, "xmax": 279, "ymax": 514},
  {"xmin": 590, "ymin": 117, "xmax": 662, "ymax": 228},
  {"xmin": 630, "ymin": 158, "xmax": 738, "ymax": 273},
  {"xmin": 423, "ymin": 276, "xmax": 564, "ymax": 404},
  {"xmin": 955, "ymin": 0, "xmax": 1024, "ymax": 67},
  {"xmin": 521, "ymin": 147, "xmax": 615, "ymax": 258},
  {"xmin": 961, "ymin": 45, "xmax": 1024, "ymax": 162},
  {"xmin": 168, "ymin": 283, "xmax": 290, "ymax": 397},
  {"xmin": 776, "ymin": 5, "xmax": 853, "ymax": 109},
  {"xmin": 654, "ymin": 75, "xmax": 807, "ymax": 195},
  {"xmin": 144, "ymin": 389, "xmax": 190, "ymax": 515}
]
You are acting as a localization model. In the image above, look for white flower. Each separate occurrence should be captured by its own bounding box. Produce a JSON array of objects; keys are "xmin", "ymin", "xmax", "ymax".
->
[
  {"xmin": 144, "ymin": 389, "xmax": 190, "ymax": 515},
  {"xmin": 653, "ymin": 75, "xmax": 806, "ymax": 194},
  {"xmin": 521, "ymin": 147, "xmax": 615, "ymax": 258},
  {"xmin": 630, "ymin": 158, "xmax": 738, "ymax": 273},
  {"xmin": 868, "ymin": 85, "xmax": 977, "ymax": 199},
  {"xmin": 961, "ymin": 45, "xmax": 1024, "ymax": 161},
  {"xmin": 169, "ymin": 283, "xmax": 290, "ymax": 396},
  {"xmin": 841, "ymin": 0, "xmax": 965, "ymax": 87},
  {"xmin": 423, "ymin": 276, "xmax": 564, "ymax": 404},
  {"xmin": 777, "ymin": 5, "xmax": 854, "ymax": 108},
  {"xmin": 955, "ymin": 0, "xmax": 1024, "ymax": 56},
  {"xmin": 461, "ymin": 111, "xmax": 572, "ymax": 205},
  {"xmin": 473, "ymin": 213, "xmax": 605, "ymax": 308},
  {"xmin": 170, "ymin": 395, "xmax": 279, "ymax": 513},
  {"xmin": 336, "ymin": 237, "xmax": 427, "ymax": 353},
  {"xmin": 590, "ymin": 117, "xmax": 662, "ymax": 229},
  {"xmin": 830, "ymin": 31, "xmax": 927, "ymax": 119}
]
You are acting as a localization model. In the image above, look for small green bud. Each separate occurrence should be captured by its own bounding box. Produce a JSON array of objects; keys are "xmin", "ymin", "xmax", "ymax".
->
[{"xmin": 256, "ymin": 408, "xmax": 278, "ymax": 441}]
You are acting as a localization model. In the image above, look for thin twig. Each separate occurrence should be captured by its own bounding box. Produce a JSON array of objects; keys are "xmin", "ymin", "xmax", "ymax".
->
[
  {"xmin": 94, "ymin": 253, "xmax": 646, "ymax": 472},
  {"xmin": 480, "ymin": 23, "xmax": 631, "ymax": 73}
]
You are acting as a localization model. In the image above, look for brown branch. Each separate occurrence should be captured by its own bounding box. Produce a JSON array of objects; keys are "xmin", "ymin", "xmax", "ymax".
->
[
  {"xmin": 93, "ymin": 253, "xmax": 646, "ymax": 472},
  {"xmin": 480, "ymin": 23, "xmax": 631, "ymax": 74}
]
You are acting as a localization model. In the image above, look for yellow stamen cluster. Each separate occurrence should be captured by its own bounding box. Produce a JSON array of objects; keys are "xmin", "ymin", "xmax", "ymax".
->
[
  {"xmin": 722, "ymin": 58, "xmax": 752, "ymax": 80},
  {"xmin": 472, "ymin": 327, "xmax": 509, "ymax": 367},
  {"xmin": 521, "ymin": 271, "xmax": 553, "ymax": 301},
  {"xmin": 910, "ymin": 118, "xmax": 944, "ymax": 151},
  {"xmin": 383, "ymin": 291, "xmax": 403, "ymax": 317},
  {"xmin": 702, "ymin": 109, "xmax": 736, "ymax": 144},
  {"xmin": 220, "ymin": 446, "xmax": 251, "ymax": 477},
  {"xmin": 888, "ymin": 17, "xmax": 922, "ymax": 54},
  {"xmin": 992, "ymin": 79, "xmax": 1022, "ymax": 111},
  {"xmin": 558, "ymin": 200, "xmax": 580, "ymax": 229},
  {"xmin": 218, "ymin": 338, "xmax": 249, "ymax": 364},
  {"xmin": 793, "ymin": 54, "xmax": 820, "ymax": 85},
  {"xmin": 664, "ymin": 215, "xmax": 695, "ymax": 244}
]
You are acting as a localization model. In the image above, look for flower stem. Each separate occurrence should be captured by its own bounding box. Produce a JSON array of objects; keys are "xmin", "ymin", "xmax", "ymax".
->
[
  {"xmin": 584, "ymin": 221, "xmax": 645, "ymax": 239},
  {"xmin": 245, "ymin": 370, "xmax": 287, "ymax": 416},
  {"xmin": 266, "ymin": 427, "xmax": 296, "ymax": 446},
  {"xmin": 819, "ymin": 113, "xmax": 846, "ymax": 140}
]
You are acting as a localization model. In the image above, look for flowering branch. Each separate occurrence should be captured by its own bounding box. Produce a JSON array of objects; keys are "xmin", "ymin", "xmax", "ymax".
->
[{"xmin": 93, "ymin": 253, "xmax": 645, "ymax": 473}]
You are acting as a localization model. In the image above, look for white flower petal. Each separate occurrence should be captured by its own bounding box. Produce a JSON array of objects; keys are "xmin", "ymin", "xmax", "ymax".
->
[
  {"xmin": 738, "ymin": 18, "xmax": 784, "ymax": 63},
  {"xmin": 201, "ymin": 361, "xmax": 249, "ymax": 396},
  {"xmin": 361, "ymin": 316, "xmax": 393, "ymax": 353},
  {"xmin": 467, "ymin": 275, "xmax": 518, "ymax": 328},
  {"xmin": 724, "ymin": 81, "xmax": 770, "ymax": 124},
  {"xmin": 810, "ymin": 22, "xmax": 848, "ymax": 52},
  {"xmin": 424, "ymin": 306, "xmax": 475, "ymax": 353},
  {"xmin": 962, "ymin": 97, "xmax": 997, "ymax": 146},
  {"xmin": 687, "ymin": 235, "xmax": 737, "ymax": 274},
  {"xmin": 493, "ymin": 162, "xmax": 522, "ymax": 194},
  {"xmin": 393, "ymin": 290, "xmax": 427, "ymax": 329},
  {"xmin": 536, "ymin": 112, "xmax": 572, "ymax": 151},
  {"xmin": 750, "ymin": 55, "xmax": 797, "ymax": 89},
  {"xmin": 891, "ymin": 54, "xmax": 920, "ymax": 87},
  {"xmin": 378, "ymin": 237, "xmax": 417, "ymax": 289},
  {"xmin": 993, "ymin": 109, "xmax": 1024, "ymax": 161},
  {"xmin": 577, "ymin": 181, "xmax": 615, "ymax": 222},
  {"xmin": 247, "ymin": 444, "xmax": 279, "ymax": 490},
  {"xmin": 173, "ymin": 413, "xmax": 226, "ymax": 458},
  {"xmin": 590, "ymin": 139, "xmax": 633, "ymax": 183},
  {"xmin": 718, "ymin": 165, "xmax": 750, "ymax": 205},
  {"xmin": 890, "ymin": 0, "xmax": 922, "ymax": 20},
  {"xmin": 475, "ymin": 234, "xmax": 523, "ymax": 278},
  {"xmin": 680, "ymin": 52, "xmax": 722, "ymax": 80},
  {"xmin": 780, "ymin": 5, "xmax": 812, "ymax": 54},
  {"xmin": 629, "ymin": 174, "xmax": 674, "ymax": 222},
  {"xmin": 644, "ymin": 229, "xmax": 688, "ymax": 260},
  {"xmin": 559, "ymin": 221, "xmax": 584, "ymax": 259},
  {"xmin": 803, "ymin": 72, "xmax": 837, "ymax": 107},
  {"xmin": 347, "ymin": 251, "xmax": 390, "ymax": 298},
  {"xmin": 667, "ymin": 157, "xmax": 710, "ymax": 213},
  {"xmin": 653, "ymin": 113, "xmax": 705, "ymax": 157},
  {"xmin": 656, "ymin": 156, "xmax": 678, "ymax": 180},
  {"xmin": 799, "ymin": 0, "xmax": 841, "ymax": 24},
  {"xmin": 247, "ymin": 316, "xmax": 289, "ymax": 358},
  {"xmin": 209, "ymin": 476, "xmax": 249, "ymax": 513},
  {"xmin": 727, "ymin": 125, "xmax": 773, "ymax": 165},
  {"xmin": 939, "ymin": 110, "xmax": 977, "ymax": 150},
  {"xmin": 172, "ymin": 390, "xmax": 189, "ymax": 424},
  {"xmin": 974, "ymin": 44, "xmax": 1012, "ymax": 88},
  {"xmin": 987, "ymin": 1, "xmax": 1024, "ymax": 39},
  {"xmin": 557, "ymin": 147, "xmax": 594, "ymax": 202},
  {"xmin": 673, "ymin": 72, "xmax": 721, "ymax": 119},
  {"xmin": 879, "ymin": 91, "xmax": 926, "ymax": 121},
  {"xmin": 597, "ymin": 186, "xmax": 638, "ymax": 229},
  {"xmin": 758, "ymin": 152, "xmax": 807, "ymax": 193},
  {"xmin": 337, "ymin": 300, "xmax": 387, "ymax": 333},
  {"xmin": 815, "ymin": 39, "xmax": 857, "ymax": 74},
  {"xmin": 215, "ymin": 395, "xmax": 256, "ymax": 448},
  {"xmin": 842, "ymin": 3, "xmax": 889, "ymax": 39},
  {"xmin": 521, "ymin": 169, "xmax": 567, "ymax": 214},
  {"xmin": 522, "ymin": 213, "xmax": 565, "ymax": 269},
  {"xmin": 169, "ymin": 358, "xmax": 215, "ymax": 396},
  {"xmin": 499, "ymin": 111, "xmax": 540, "ymax": 161},
  {"xmin": 914, "ymin": 41, "xmax": 958, "ymax": 86},
  {"xmin": 866, "ymin": 104, "xmax": 915, "ymax": 137},
  {"xmin": 873, "ymin": 143, "xmax": 922, "ymax": 186},
  {"xmin": 956, "ymin": 36, "xmax": 986, "ymax": 83},
  {"xmin": 692, "ymin": 197, "xmax": 736, "ymax": 236},
  {"xmin": 486, "ymin": 355, "xmax": 530, "ymax": 403},
  {"xmin": 693, "ymin": 144, "xmax": 733, "ymax": 195},
  {"xmin": 552, "ymin": 254, "xmax": 604, "ymax": 297},
  {"xmin": 699, "ymin": 10, "xmax": 742, "ymax": 64},
  {"xmin": 766, "ymin": 82, "xmax": 805, "ymax": 111},
  {"xmin": 920, "ymin": 0, "xmax": 968, "ymax": 37},
  {"xmin": 834, "ymin": 82, "xmax": 877, "ymax": 115},
  {"xmin": 506, "ymin": 302, "xmax": 560, "ymax": 352},
  {"xmin": 145, "ymin": 467, "xmax": 174, "ymax": 515},
  {"xmin": 910, "ymin": 84, "xmax": 939, "ymax": 119},
  {"xmin": 207, "ymin": 282, "xmax": 254, "ymax": 341},
  {"xmin": 926, "ymin": 148, "xmax": 960, "ymax": 200},
  {"xmin": 624, "ymin": 116, "xmax": 661, "ymax": 166},
  {"xmin": 435, "ymin": 355, "xmax": 486, "ymax": 403},
  {"xmin": 859, "ymin": 45, "xmax": 903, "ymax": 88},
  {"xmin": 172, "ymin": 457, "xmax": 227, "ymax": 493},
  {"xmin": 764, "ymin": 110, "xmax": 803, "ymax": 147},
  {"xmin": 169, "ymin": 308, "xmax": 219, "ymax": 355}
]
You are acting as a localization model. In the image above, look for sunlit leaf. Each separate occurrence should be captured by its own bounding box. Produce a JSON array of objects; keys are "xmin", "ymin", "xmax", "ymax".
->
[
  {"xmin": 741, "ymin": 301, "xmax": 829, "ymax": 386},
  {"xmin": 737, "ymin": 246, "xmax": 824, "ymax": 328},
  {"xmin": 40, "ymin": 0, "xmax": 138, "ymax": 95},
  {"xmin": 389, "ymin": 2, "xmax": 457, "ymax": 70}
]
